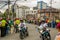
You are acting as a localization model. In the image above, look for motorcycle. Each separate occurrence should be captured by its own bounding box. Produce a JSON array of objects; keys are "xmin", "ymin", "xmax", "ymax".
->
[
  {"xmin": 19, "ymin": 27, "xmax": 29, "ymax": 39},
  {"xmin": 40, "ymin": 29, "xmax": 51, "ymax": 40},
  {"xmin": 25, "ymin": 27, "xmax": 29, "ymax": 36}
]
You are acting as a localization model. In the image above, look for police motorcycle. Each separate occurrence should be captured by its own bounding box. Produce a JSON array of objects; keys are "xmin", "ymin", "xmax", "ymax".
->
[{"xmin": 38, "ymin": 27, "xmax": 51, "ymax": 40}]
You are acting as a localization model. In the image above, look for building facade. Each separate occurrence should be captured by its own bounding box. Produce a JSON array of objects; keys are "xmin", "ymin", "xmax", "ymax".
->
[
  {"xmin": 14, "ymin": 4, "xmax": 30, "ymax": 19},
  {"xmin": 38, "ymin": 7, "xmax": 60, "ymax": 20},
  {"xmin": 37, "ymin": 1, "xmax": 48, "ymax": 20},
  {"xmin": 14, "ymin": 4, "xmax": 37, "ymax": 19},
  {"xmin": 37, "ymin": 1, "xmax": 47, "ymax": 9},
  {"xmin": 25, "ymin": 7, "xmax": 37, "ymax": 20},
  {"xmin": 37, "ymin": 1, "xmax": 60, "ymax": 20}
]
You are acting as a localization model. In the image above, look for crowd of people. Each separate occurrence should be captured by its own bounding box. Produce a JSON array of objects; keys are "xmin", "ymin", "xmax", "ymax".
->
[
  {"xmin": 0, "ymin": 18, "xmax": 27, "ymax": 37},
  {"xmin": 0, "ymin": 17, "xmax": 60, "ymax": 40},
  {"xmin": 28, "ymin": 18, "xmax": 60, "ymax": 28}
]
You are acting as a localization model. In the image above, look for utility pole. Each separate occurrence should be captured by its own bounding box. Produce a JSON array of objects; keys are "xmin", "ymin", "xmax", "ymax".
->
[
  {"xmin": 12, "ymin": 0, "xmax": 18, "ymax": 18},
  {"xmin": 8, "ymin": 0, "xmax": 10, "ymax": 18},
  {"xmin": 16, "ymin": 5, "xmax": 19, "ymax": 18},
  {"xmin": 50, "ymin": 0, "xmax": 52, "ymax": 20}
]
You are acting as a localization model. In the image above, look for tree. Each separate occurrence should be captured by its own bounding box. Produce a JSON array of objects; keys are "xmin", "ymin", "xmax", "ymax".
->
[{"xmin": 2, "ymin": 9, "xmax": 13, "ymax": 18}]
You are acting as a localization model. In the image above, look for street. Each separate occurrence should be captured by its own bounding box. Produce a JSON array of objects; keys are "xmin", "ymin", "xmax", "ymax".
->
[{"xmin": 0, "ymin": 23, "xmax": 58, "ymax": 40}]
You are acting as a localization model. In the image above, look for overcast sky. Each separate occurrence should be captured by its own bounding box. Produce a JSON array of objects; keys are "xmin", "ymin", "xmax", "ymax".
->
[
  {"xmin": 0, "ymin": 0, "xmax": 60, "ymax": 8},
  {"xmin": 0, "ymin": 0, "xmax": 60, "ymax": 12}
]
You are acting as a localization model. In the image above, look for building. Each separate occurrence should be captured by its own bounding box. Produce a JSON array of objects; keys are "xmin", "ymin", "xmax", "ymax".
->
[
  {"xmin": 37, "ymin": 1, "xmax": 48, "ymax": 20},
  {"xmin": 14, "ymin": 4, "xmax": 30, "ymax": 19},
  {"xmin": 37, "ymin": 1, "xmax": 47, "ymax": 9},
  {"xmin": 14, "ymin": 4, "xmax": 38, "ymax": 19},
  {"xmin": 26, "ymin": 7, "xmax": 38, "ymax": 20},
  {"xmin": 37, "ymin": 7, "xmax": 60, "ymax": 20},
  {"xmin": 37, "ymin": 1, "xmax": 60, "ymax": 20}
]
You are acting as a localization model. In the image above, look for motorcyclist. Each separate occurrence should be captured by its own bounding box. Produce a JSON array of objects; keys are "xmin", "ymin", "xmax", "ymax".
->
[
  {"xmin": 38, "ymin": 20, "xmax": 48, "ymax": 32},
  {"xmin": 18, "ymin": 20, "xmax": 26, "ymax": 32},
  {"xmin": 37, "ymin": 20, "xmax": 51, "ymax": 40}
]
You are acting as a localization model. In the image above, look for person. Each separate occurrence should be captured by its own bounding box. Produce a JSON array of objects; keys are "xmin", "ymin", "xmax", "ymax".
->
[
  {"xmin": 7, "ymin": 18, "xmax": 14, "ymax": 34},
  {"xmin": 14, "ymin": 23, "xmax": 19, "ymax": 33},
  {"xmin": 38, "ymin": 20, "xmax": 48, "ymax": 30},
  {"xmin": 55, "ymin": 23, "xmax": 60, "ymax": 40},
  {"xmin": 48, "ymin": 19, "xmax": 51, "ymax": 27},
  {"xmin": 56, "ymin": 19, "xmax": 60, "ymax": 25},
  {"xmin": 18, "ymin": 20, "xmax": 27, "ymax": 35},
  {"xmin": 0, "ymin": 18, "xmax": 2, "ymax": 29},
  {"xmin": 14, "ymin": 18, "xmax": 20, "ymax": 25},
  {"xmin": 0, "ymin": 18, "xmax": 2, "ymax": 37},
  {"xmin": 1, "ymin": 18, "xmax": 7, "ymax": 37},
  {"xmin": 14, "ymin": 18, "xmax": 20, "ymax": 33},
  {"xmin": 51, "ymin": 20, "xmax": 56, "ymax": 28},
  {"xmin": 10, "ymin": 19, "xmax": 14, "ymax": 34},
  {"xmin": 18, "ymin": 20, "xmax": 26, "ymax": 31}
]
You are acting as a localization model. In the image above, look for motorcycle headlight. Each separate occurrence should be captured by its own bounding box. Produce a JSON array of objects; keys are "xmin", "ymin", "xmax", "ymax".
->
[
  {"xmin": 47, "ymin": 29, "xmax": 50, "ymax": 31},
  {"xmin": 40, "ymin": 30, "xmax": 43, "ymax": 33}
]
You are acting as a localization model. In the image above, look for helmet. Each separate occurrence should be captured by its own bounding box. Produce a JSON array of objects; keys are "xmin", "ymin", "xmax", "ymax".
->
[{"xmin": 56, "ymin": 23, "xmax": 60, "ymax": 29}]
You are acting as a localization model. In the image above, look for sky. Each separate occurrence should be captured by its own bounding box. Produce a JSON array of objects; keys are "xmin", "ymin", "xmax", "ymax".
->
[
  {"xmin": 0, "ymin": 0, "xmax": 60, "ymax": 8},
  {"xmin": 16, "ymin": 0, "xmax": 60, "ymax": 9},
  {"xmin": 0, "ymin": 0, "xmax": 60, "ymax": 12},
  {"xmin": 37, "ymin": 0, "xmax": 60, "ymax": 9}
]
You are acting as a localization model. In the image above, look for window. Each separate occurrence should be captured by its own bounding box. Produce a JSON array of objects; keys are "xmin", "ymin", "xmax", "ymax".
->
[
  {"xmin": 32, "ymin": 11, "xmax": 33, "ymax": 13},
  {"xmin": 26, "ymin": 11, "xmax": 29, "ymax": 13}
]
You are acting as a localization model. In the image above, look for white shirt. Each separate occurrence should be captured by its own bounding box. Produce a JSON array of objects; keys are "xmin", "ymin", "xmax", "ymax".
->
[
  {"xmin": 39, "ymin": 23, "xmax": 47, "ymax": 30},
  {"xmin": 18, "ymin": 23, "xmax": 26, "ymax": 30}
]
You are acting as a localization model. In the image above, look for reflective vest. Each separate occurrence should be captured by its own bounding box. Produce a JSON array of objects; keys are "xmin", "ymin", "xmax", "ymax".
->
[
  {"xmin": 15, "ymin": 20, "xmax": 20, "ymax": 25},
  {"xmin": 1, "ymin": 20, "xmax": 6, "ymax": 27}
]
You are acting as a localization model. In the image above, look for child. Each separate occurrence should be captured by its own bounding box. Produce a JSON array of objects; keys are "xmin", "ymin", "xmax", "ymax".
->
[{"xmin": 55, "ymin": 23, "xmax": 60, "ymax": 40}]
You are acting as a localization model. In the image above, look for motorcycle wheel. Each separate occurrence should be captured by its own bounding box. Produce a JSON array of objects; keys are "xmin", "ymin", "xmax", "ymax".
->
[
  {"xmin": 20, "ymin": 31, "xmax": 24, "ymax": 39},
  {"xmin": 25, "ymin": 31, "xmax": 29, "ymax": 36},
  {"xmin": 25, "ymin": 28, "xmax": 29, "ymax": 37},
  {"xmin": 41, "ymin": 33, "xmax": 51, "ymax": 40},
  {"xmin": 47, "ymin": 32, "xmax": 51, "ymax": 40},
  {"xmin": 47, "ymin": 35, "xmax": 51, "ymax": 40}
]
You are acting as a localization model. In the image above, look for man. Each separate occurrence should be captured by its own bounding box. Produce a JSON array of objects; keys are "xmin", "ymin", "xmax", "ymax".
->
[
  {"xmin": 18, "ymin": 20, "xmax": 26, "ymax": 31},
  {"xmin": 55, "ymin": 23, "xmax": 60, "ymax": 40},
  {"xmin": 38, "ymin": 20, "xmax": 47, "ymax": 30},
  {"xmin": 14, "ymin": 19, "xmax": 20, "ymax": 33},
  {"xmin": 56, "ymin": 19, "xmax": 60, "ymax": 25},
  {"xmin": 1, "ymin": 18, "xmax": 7, "ymax": 37},
  {"xmin": 15, "ymin": 18, "xmax": 20, "ymax": 25},
  {"xmin": 0, "ymin": 19, "xmax": 2, "ymax": 37}
]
